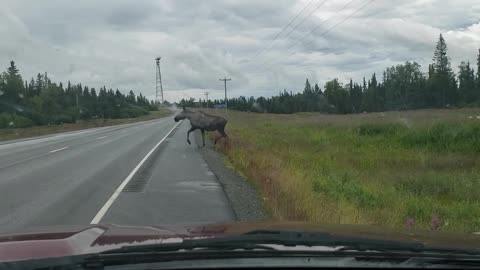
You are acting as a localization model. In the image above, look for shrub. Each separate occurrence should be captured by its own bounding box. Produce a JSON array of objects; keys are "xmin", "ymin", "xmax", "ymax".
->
[
  {"xmin": 355, "ymin": 123, "xmax": 405, "ymax": 137},
  {"xmin": 53, "ymin": 114, "xmax": 75, "ymax": 124},
  {"xmin": 0, "ymin": 113, "xmax": 34, "ymax": 128}
]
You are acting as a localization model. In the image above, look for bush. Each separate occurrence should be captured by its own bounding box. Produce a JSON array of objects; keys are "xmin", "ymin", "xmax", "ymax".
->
[
  {"xmin": 23, "ymin": 111, "xmax": 48, "ymax": 125},
  {"xmin": 53, "ymin": 114, "xmax": 75, "ymax": 124},
  {"xmin": 123, "ymin": 105, "xmax": 149, "ymax": 118},
  {"xmin": 355, "ymin": 123, "xmax": 405, "ymax": 137},
  {"xmin": 0, "ymin": 113, "xmax": 34, "ymax": 128}
]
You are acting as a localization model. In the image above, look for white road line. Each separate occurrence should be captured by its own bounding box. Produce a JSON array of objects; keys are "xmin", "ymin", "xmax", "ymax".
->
[
  {"xmin": 90, "ymin": 121, "xmax": 182, "ymax": 224},
  {"xmin": 96, "ymin": 136, "xmax": 108, "ymax": 140},
  {"xmin": 49, "ymin": 146, "xmax": 69, "ymax": 153},
  {"xmin": 1, "ymin": 146, "xmax": 70, "ymax": 169},
  {"xmin": 0, "ymin": 153, "xmax": 48, "ymax": 170}
]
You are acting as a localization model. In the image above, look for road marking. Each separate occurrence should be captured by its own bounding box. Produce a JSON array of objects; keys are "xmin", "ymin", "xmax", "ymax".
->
[
  {"xmin": 90, "ymin": 121, "xmax": 182, "ymax": 224},
  {"xmin": 0, "ymin": 146, "xmax": 70, "ymax": 169},
  {"xmin": 122, "ymin": 130, "xmax": 127, "ymax": 133},
  {"xmin": 0, "ymin": 153, "xmax": 48, "ymax": 170},
  {"xmin": 49, "ymin": 146, "xmax": 69, "ymax": 153},
  {"xmin": 96, "ymin": 136, "xmax": 108, "ymax": 140}
]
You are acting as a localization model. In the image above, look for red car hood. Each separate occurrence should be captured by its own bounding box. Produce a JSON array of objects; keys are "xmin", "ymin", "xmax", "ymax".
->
[{"xmin": 0, "ymin": 222, "xmax": 479, "ymax": 262}]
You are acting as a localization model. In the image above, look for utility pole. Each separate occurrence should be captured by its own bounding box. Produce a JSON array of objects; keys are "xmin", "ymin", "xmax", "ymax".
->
[
  {"xmin": 155, "ymin": 57, "xmax": 164, "ymax": 104},
  {"xmin": 219, "ymin": 77, "xmax": 231, "ymax": 112},
  {"xmin": 75, "ymin": 92, "xmax": 79, "ymax": 123},
  {"xmin": 204, "ymin": 91, "xmax": 210, "ymax": 109}
]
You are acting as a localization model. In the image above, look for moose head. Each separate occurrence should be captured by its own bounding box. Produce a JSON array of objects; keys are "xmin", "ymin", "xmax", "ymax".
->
[{"xmin": 174, "ymin": 106, "xmax": 188, "ymax": 122}]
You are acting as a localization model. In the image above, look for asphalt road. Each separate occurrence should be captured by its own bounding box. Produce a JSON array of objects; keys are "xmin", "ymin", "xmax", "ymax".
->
[{"xmin": 0, "ymin": 116, "xmax": 235, "ymax": 232}]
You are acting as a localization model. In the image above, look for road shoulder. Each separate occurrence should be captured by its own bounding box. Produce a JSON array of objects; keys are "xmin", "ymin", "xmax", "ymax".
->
[
  {"xmin": 195, "ymin": 131, "xmax": 267, "ymax": 222},
  {"xmin": 99, "ymin": 122, "xmax": 235, "ymax": 225}
]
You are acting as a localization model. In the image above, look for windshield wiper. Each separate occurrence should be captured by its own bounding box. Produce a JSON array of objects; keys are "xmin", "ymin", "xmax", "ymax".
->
[
  {"xmin": 99, "ymin": 229, "xmax": 477, "ymax": 255},
  {"xmin": 100, "ymin": 238, "xmax": 276, "ymax": 254}
]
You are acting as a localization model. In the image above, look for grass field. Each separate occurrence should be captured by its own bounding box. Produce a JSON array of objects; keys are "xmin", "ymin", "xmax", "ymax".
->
[
  {"xmin": 0, "ymin": 108, "xmax": 172, "ymax": 141},
  {"xmin": 211, "ymin": 108, "xmax": 480, "ymax": 232}
]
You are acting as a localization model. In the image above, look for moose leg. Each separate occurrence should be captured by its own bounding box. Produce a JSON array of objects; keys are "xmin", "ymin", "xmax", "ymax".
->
[
  {"xmin": 201, "ymin": 129, "xmax": 206, "ymax": 147},
  {"xmin": 214, "ymin": 129, "xmax": 228, "ymax": 145},
  {"xmin": 187, "ymin": 127, "xmax": 196, "ymax": 145},
  {"xmin": 220, "ymin": 130, "xmax": 228, "ymax": 145}
]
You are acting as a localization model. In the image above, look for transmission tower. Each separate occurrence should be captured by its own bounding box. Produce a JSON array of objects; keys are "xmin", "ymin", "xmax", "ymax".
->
[{"xmin": 155, "ymin": 57, "xmax": 164, "ymax": 104}]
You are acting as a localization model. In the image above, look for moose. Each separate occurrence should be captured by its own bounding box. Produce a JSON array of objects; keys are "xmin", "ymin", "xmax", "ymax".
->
[{"xmin": 174, "ymin": 107, "xmax": 228, "ymax": 146}]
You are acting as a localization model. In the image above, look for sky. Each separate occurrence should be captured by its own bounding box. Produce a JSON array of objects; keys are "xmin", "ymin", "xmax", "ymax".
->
[{"xmin": 1, "ymin": 0, "xmax": 479, "ymax": 102}]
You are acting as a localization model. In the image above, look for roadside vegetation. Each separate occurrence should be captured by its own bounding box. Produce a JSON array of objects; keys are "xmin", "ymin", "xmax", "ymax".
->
[
  {"xmin": 201, "ymin": 34, "xmax": 480, "ymax": 233},
  {"xmin": 213, "ymin": 108, "xmax": 480, "ymax": 233},
  {"xmin": 0, "ymin": 109, "xmax": 172, "ymax": 141},
  {"xmin": 0, "ymin": 60, "xmax": 173, "ymax": 141},
  {"xmin": 0, "ymin": 61, "xmax": 163, "ymax": 129}
]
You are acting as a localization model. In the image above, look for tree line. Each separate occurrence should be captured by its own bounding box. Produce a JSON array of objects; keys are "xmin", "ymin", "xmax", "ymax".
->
[
  {"xmin": 0, "ymin": 62, "xmax": 158, "ymax": 128},
  {"xmin": 181, "ymin": 34, "xmax": 480, "ymax": 114}
]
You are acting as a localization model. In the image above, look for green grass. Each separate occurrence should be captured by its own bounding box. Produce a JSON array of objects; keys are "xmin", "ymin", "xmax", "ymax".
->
[
  {"xmin": 0, "ymin": 108, "xmax": 172, "ymax": 141},
  {"xmin": 211, "ymin": 108, "xmax": 480, "ymax": 232}
]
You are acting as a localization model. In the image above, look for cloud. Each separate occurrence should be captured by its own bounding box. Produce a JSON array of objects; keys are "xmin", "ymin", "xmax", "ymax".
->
[{"xmin": 1, "ymin": 0, "xmax": 479, "ymax": 102}]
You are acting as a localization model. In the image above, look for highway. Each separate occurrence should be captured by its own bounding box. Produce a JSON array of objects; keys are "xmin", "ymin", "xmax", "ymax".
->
[{"xmin": 0, "ymin": 116, "xmax": 235, "ymax": 232}]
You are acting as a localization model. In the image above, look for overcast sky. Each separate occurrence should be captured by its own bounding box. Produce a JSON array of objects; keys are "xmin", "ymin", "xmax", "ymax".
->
[{"xmin": 1, "ymin": 0, "xmax": 479, "ymax": 102}]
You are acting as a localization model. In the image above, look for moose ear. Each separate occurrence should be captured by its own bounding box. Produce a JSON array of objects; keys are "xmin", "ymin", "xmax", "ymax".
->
[{"xmin": 182, "ymin": 105, "xmax": 186, "ymax": 111}]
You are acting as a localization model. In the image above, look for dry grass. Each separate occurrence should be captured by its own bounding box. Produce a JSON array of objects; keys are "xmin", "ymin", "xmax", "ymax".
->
[
  {"xmin": 0, "ymin": 108, "xmax": 172, "ymax": 141},
  {"xmin": 209, "ymin": 108, "xmax": 480, "ymax": 233}
]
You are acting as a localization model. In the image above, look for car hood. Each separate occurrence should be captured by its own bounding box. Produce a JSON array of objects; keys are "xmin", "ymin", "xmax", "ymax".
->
[{"xmin": 0, "ymin": 221, "xmax": 479, "ymax": 262}]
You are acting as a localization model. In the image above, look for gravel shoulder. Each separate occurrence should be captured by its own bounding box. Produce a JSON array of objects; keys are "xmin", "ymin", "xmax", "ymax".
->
[{"xmin": 194, "ymin": 131, "xmax": 267, "ymax": 221}]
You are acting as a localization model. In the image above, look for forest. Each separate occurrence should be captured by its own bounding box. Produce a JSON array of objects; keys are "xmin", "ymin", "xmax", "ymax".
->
[
  {"xmin": 182, "ymin": 34, "xmax": 480, "ymax": 114},
  {"xmin": 0, "ymin": 62, "xmax": 158, "ymax": 128}
]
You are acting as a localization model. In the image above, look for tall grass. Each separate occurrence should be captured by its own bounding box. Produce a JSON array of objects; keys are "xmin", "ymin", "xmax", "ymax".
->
[{"xmin": 213, "ymin": 108, "xmax": 480, "ymax": 232}]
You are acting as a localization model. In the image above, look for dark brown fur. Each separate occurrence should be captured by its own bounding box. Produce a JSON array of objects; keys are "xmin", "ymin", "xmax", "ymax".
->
[{"xmin": 174, "ymin": 107, "xmax": 227, "ymax": 146}]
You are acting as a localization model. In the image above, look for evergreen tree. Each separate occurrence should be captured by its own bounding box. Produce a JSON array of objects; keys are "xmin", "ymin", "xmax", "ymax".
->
[
  {"xmin": 127, "ymin": 90, "xmax": 136, "ymax": 104},
  {"xmin": 3, "ymin": 61, "xmax": 24, "ymax": 104},
  {"xmin": 458, "ymin": 61, "xmax": 476, "ymax": 104},
  {"xmin": 431, "ymin": 34, "xmax": 456, "ymax": 107},
  {"xmin": 350, "ymin": 81, "xmax": 362, "ymax": 113},
  {"xmin": 34, "ymin": 73, "xmax": 44, "ymax": 96},
  {"xmin": 304, "ymin": 78, "xmax": 312, "ymax": 94},
  {"xmin": 27, "ymin": 78, "xmax": 35, "ymax": 97},
  {"xmin": 314, "ymin": 83, "xmax": 321, "ymax": 94}
]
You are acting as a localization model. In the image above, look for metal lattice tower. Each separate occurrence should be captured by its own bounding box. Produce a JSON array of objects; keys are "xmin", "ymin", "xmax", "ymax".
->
[{"xmin": 155, "ymin": 57, "xmax": 164, "ymax": 104}]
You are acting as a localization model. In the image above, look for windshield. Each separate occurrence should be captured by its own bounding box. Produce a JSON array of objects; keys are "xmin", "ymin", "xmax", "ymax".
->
[{"xmin": 1, "ymin": 0, "xmax": 480, "ymax": 264}]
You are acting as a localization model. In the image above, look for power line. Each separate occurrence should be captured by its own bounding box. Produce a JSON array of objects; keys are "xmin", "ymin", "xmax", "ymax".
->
[
  {"xmin": 260, "ymin": 0, "xmax": 375, "ymax": 71},
  {"xmin": 260, "ymin": 0, "xmax": 328, "ymax": 58},
  {"xmin": 290, "ymin": 0, "xmax": 375, "ymax": 57},
  {"xmin": 285, "ymin": 0, "xmax": 356, "ymax": 54},
  {"xmin": 254, "ymin": 0, "xmax": 316, "ymax": 58}
]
